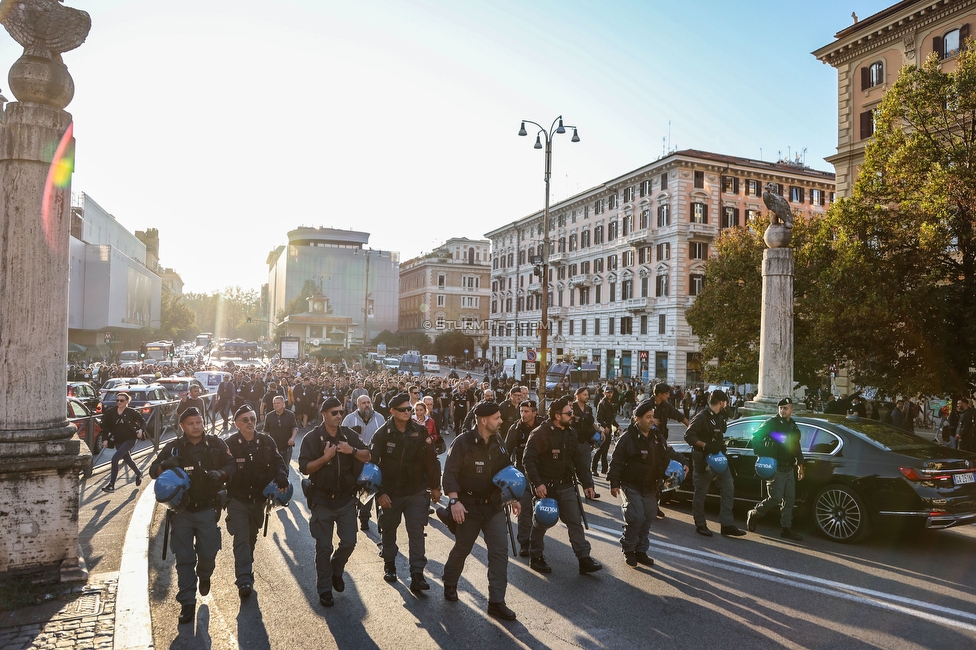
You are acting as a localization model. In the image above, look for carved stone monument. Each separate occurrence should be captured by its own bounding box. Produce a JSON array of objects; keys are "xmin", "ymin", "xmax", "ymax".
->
[
  {"xmin": 743, "ymin": 184, "xmax": 797, "ymax": 415},
  {"xmin": 0, "ymin": 0, "xmax": 92, "ymax": 584}
]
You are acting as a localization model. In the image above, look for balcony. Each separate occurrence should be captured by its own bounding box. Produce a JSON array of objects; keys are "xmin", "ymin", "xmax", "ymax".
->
[
  {"xmin": 548, "ymin": 251, "xmax": 568, "ymax": 265},
  {"xmin": 569, "ymin": 273, "xmax": 593, "ymax": 287},
  {"xmin": 688, "ymin": 222, "xmax": 718, "ymax": 238},
  {"xmin": 625, "ymin": 297, "xmax": 649, "ymax": 312},
  {"xmin": 625, "ymin": 228, "xmax": 651, "ymax": 246},
  {"xmin": 547, "ymin": 306, "xmax": 567, "ymax": 319},
  {"xmin": 528, "ymin": 277, "xmax": 541, "ymax": 292}
]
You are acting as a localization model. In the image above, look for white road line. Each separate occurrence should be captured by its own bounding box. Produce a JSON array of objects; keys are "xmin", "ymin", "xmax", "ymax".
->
[
  {"xmin": 586, "ymin": 523, "xmax": 976, "ymax": 633},
  {"xmin": 115, "ymin": 480, "xmax": 157, "ymax": 650}
]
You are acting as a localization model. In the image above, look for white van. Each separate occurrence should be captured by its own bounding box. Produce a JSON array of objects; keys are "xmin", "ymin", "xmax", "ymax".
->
[
  {"xmin": 194, "ymin": 371, "xmax": 231, "ymax": 395},
  {"xmin": 383, "ymin": 357, "xmax": 401, "ymax": 371},
  {"xmin": 422, "ymin": 355, "xmax": 438, "ymax": 364}
]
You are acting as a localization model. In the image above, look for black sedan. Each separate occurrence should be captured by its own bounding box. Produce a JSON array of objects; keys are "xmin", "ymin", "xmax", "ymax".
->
[{"xmin": 671, "ymin": 414, "xmax": 976, "ymax": 543}]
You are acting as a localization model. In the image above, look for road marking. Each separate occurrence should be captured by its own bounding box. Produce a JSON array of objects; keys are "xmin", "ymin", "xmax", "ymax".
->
[
  {"xmin": 115, "ymin": 480, "xmax": 156, "ymax": 650},
  {"xmin": 586, "ymin": 523, "xmax": 976, "ymax": 632}
]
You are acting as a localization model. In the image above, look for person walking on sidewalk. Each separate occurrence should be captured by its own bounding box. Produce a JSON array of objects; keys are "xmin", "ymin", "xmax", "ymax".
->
[
  {"xmin": 100, "ymin": 391, "xmax": 146, "ymax": 492},
  {"xmin": 149, "ymin": 407, "xmax": 235, "ymax": 626},
  {"xmin": 441, "ymin": 402, "xmax": 521, "ymax": 621},
  {"xmin": 747, "ymin": 398, "xmax": 805, "ymax": 540},
  {"xmin": 225, "ymin": 404, "xmax": 289, "ymax": 599},
  {"xmin": 299, "ymin": 397, "xmax": 372, "ymax": 607},
  {"xmin": 370, "ymin": 393, "xmax": 442, "ymax": 591}
]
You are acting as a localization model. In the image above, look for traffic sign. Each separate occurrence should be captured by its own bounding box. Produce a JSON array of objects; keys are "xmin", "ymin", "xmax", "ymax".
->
[{"xmin": 526, "ymin": 349, "xmax": 537, "ymax": 362}]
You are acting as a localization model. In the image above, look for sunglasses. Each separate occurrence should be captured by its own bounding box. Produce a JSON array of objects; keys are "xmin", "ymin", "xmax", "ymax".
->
[
  {"xmin": 328, "ymin": 410, "xmax": 343, "ymax": 416},
  {"xmin": 561, "ymin": 410, "xmax": 573, "ymax": 416},
  {"xmin": 392, "ymin": 406, "xmax": 412, "ymax": 413},
  {"xmin": 238, "ymin": 416, "xmax": 257, "ymax": 423}
]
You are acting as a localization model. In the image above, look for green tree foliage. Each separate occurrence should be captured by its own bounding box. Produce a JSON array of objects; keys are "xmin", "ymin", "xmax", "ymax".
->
[
  {"xmin": 182, "ymin": 287, "xmax": 264, "ymax": 341},
  {"xmin": 432, "ymin": 330, "xmax": 475, "ymax": 359},
  {"xmin": 815, "ymin": 49, "xmax": 976, "ymax": 396},
  {"xmin": 157, "ymin": 292, "xmax": 197, "ymax": 342}
]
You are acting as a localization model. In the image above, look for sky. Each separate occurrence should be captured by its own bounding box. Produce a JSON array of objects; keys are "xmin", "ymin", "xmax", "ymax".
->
[{"xmin": 0, "ymin": 0, "xmax": 896, "ymax": 293}]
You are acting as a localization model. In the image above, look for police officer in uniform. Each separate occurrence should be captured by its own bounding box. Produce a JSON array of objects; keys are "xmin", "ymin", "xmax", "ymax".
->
[
  {"xmin": 608, "ymin": 400, "xmax": 688, "ymax": 567},
  {"xmin": 746, "ymin": 397, "xmax": 805, "ymax": 540},
  {"xmin": 572, "ymin": 386, "xmax": 601, "ymax": 498},
  {"xmin": 299, "ymin": 397, "xmax": 372, "ymax": 606},
  {"xmin": 684, "ymin": 390, "xmax": 746, "ymax": 537},
  {"xmin": 523, "ymin": 397, "xmax": 603, "ymax": 575},
  {"xmin": 370, "ymin": 393, "xmax": 442, "ymax": 591},
  {"xmin": 651, "ymin": 383, "xmax": 690, "ymax": 517},
  {"xmin": 225, "ymin": 404, "xmax": 289, "ymax": 599},
  {"xmin": 441, "ymin": 402, "xmax": 520, "ymax": 621},
  {"xmin": 149, "ymin": 407, "xmax": 235, "ymax": 625},
  {"xmin": 504, "ymin": 399, "xmax": 542, "ymax": 557},
  {"xmin": 498, "ymin": 387, "xmax": 522, "ymax": 441}
]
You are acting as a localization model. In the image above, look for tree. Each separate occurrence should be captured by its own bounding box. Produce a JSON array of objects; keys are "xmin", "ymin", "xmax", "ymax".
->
[
  {"xmin": 811, "ymin": 48, "xmax": 976, "ymax": 396},
  {"xmin": 183, "ymin": 287, "xmax": 264, "ymax": 341},
  {"xmin": 432, "ymin": 330, "xmax": 474, "ymax": 359},
  {"xmin": 157, "ymin": 293, "xmax": 197, "ymax": 342}
]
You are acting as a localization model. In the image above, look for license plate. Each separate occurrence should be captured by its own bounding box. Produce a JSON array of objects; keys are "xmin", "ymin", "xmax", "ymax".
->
[{"xmin": 953, "ymin": 472, "xmax": 975, "ymax": 485}]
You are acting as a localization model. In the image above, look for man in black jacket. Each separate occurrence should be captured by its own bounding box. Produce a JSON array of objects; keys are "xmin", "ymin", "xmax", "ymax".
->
[
  {"xmin": 504, "ymin": 400, "xmax": 542, "ymax": 557},
  {"xmin": 225, "ymin": 404, "xmax": 289, "ymax": 599},
  {"xmin": 523, "ymin": 397, "xmax": 603, "ymax": 575},
  {"xmin": 746, "ymin": 398, "xmax": 805, "ymax": 541},
  {"xmin": 299, "ymin": 397, "xmax": 372, "ymax": 607},
  {"xmin": 370, "ymin": 393, "xmax": 442, "ymax": 591},
  {"xmin": 592, "ymin": 386, "xmax": 617, "ymax": 476},
  {"xmin": 149, "ymin": 408, "xmax": 235, "ymax": 625}
]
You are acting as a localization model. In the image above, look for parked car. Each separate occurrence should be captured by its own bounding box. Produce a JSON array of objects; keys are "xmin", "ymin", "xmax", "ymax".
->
[
  {"xmin": 423, "ymin": 360, "xmax": 441, "ymax": 372},
  {"xmin": 671, "ymin": 414, "xmax": 976, "ymax": 543},
  {"xmin": 100, "ymin": 384, "xmax": 177, "ymax": 438},
  {"xmin": 67, "ymin": 381, "xmax": 99, "ymax": 412},
  {"xmin": 68, "ymin": 396, "xmax": 103, "ymax": 454},
  {"xmin": 383, "ymin": 357, "xmax": 401, "ymax": 371},
  {"xmin": 97, "ymin": 377, "xmax": 147, "ymax": 405},
  {"xmin": 155, "ymin": 377, "xmax": 206, "ymax": 400}
]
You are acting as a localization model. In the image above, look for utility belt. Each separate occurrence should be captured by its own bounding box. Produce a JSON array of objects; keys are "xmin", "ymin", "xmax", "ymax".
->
[
  {"xmin": 459, "ymin": 491, "xmax": 495, "ymax": 506},
  {"xmin": 229, "ymin": 492, "xmax": 265, "ymax": 505},
  {"xmin": 186, "ymin": 489, "xmax": 227, "ymax": 512},
  {"xmin": 542, "ymin": 478, "xmax": 572, "ymax": 489}
]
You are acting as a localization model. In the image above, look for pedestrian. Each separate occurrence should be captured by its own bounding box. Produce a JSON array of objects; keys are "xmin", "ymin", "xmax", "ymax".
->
[
  {"xmin": 149, "ymin": 407, "xmax": 235, "ymax": 625},
  {"xmin": 504, "ymin": 399, "xmax": 542, "ymax": 557},
  {"xmin": 956, "ymin": 398, "xmax": 975, "ymax": 452},
  {"xmin": 441, "ymin": 402, "xmax": 520, "ymax": 621},
  {"xmin": 608, "ymin": 399, "xmax": 687, "ymax": 567},
  {"xmin": 342, "ymin": 394, "xmax": 386, "ymax": 531},
  {"xmin": 299, "ymin": 397, "xmax": 372, "ymax": 607},
  {"xmin": 215, "ymin": 375, "xmax": 236, "ymax": 433},
  {"xmin": 263, "ymin": 396, "xmax": 299, "ymax": 473},
  {"xmin": 370, "ymin": 393, "xmax": 442, "ymax": 591},
  {"xmin": 746, "ymin": 398, "xmax": 805, "ymax": 540},
  {"xmin": 225, "ymin": 404, "xmax": 289, "ymax": 598},
  {"xmin": 177, "ymin": 384, "xmax": 207, "ymax": 424},
  {"xmin": 684, "ymin": 390, "xmax": 746, "ymax": 538},
  {"xmin": 100, "ymin": 391, "xmax": 146, "ymax": 492},
  {"xmin": 522, "ymin": 397, "xmax": 603, "ymax": 575},
  {"xmin": 591, "ymin": 385, "xmax": 617, "ymax": 477}
]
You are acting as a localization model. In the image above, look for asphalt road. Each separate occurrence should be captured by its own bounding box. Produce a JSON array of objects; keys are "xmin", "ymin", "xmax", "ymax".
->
[{"xmin": 142, "ymin": 425, "xmax": 976, "ymax": 650}]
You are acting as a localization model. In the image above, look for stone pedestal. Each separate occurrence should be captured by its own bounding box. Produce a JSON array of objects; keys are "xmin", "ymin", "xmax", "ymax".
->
[
  {"xmin": 742, "ymin": 239, "xmax": 794, "ymax": 417},
  {"xmin": 0, "ymin": 100, "xmax": 91, "ymax": 584}
]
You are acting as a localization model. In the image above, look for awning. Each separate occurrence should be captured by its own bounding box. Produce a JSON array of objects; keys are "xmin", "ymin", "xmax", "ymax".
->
[{"xmin": 68, "ymin": 343, "xmax": 87, "ymax": 353}]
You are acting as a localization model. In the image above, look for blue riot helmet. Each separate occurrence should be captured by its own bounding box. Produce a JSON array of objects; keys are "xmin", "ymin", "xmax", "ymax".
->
[
  {"xmin": 492, "ymin": 466, "xmax": 527, "ymax": 504},
  {"xmin": 357, "ymin": 463, "xmax": 382, "ymax": 495},
  {"xmin": 755, "ymin": 456, "xmax": 778, "ymax": 479},
  {"xmin": 706, "ymin": 453, "xmax": 729, "ymax": 474},
  {"xmin": 662, "ymin": 459, "xmax": 685, "ymax": 491},
  {"xmin": 591, "ymin": 431, "xmax": 602, "ymax": 446},
  {"xmin": 263, "ymin": 480, "xmax": 294, "ymax": 507},
  {"xmin": 533, "ymin": 497, "xmax": 560, "ymax": 529},
  {"xmin": 154, "ymin": 468, "xmax": 191, "ymax": 512}
]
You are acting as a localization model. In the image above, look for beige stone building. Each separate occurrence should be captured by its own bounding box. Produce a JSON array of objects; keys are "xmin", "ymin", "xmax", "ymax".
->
[
  {"xmin": 814, "ymin": 0, "xmax": 976, "ymax": 195},
  {"xmin": 398, "ymin": 238, "xmax": 492, "ymax": 351}
]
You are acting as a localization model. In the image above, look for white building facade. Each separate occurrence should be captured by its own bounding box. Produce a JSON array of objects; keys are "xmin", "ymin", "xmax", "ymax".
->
[{"xmin": 486, "ymin": 149, "xmax": 835, "ymax": 385}]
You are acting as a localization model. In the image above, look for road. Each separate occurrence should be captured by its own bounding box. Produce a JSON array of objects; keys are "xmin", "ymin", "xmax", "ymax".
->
[{"xmin": 141, "ymin": 424, "xmax": 976, "ymax": 650}]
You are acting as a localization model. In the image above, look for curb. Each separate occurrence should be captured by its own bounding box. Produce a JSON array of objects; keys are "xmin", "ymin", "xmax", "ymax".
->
[{"xmin": 114, "ymin": 476, "xmax": 157, "ymax": 650}]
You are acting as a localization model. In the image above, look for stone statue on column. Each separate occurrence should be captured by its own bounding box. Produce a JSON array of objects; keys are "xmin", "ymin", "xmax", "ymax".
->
[{"xmin": 0, "ymin": 0, "xmax": 92, "ymax": 584}]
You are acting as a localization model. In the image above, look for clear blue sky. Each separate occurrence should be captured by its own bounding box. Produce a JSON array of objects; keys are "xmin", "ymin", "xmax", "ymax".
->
[{"xmin": 0, "ymin": 0, "xmax": 894, "ymax": 293}]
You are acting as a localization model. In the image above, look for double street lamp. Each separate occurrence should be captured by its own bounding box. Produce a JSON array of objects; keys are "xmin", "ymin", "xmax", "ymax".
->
[{"xmin": 518, "ymin": 115, "xmax": 580, "ymax": 410}]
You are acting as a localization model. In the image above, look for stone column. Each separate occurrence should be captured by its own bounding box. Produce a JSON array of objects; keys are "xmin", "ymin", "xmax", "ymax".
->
[
  {"xmin": 0, "ymin": 0, "xmax": 92, "ymax": 584},
  {"xmin": 743, "ymin": 223, "xmax": 795, "ymax": 416}
]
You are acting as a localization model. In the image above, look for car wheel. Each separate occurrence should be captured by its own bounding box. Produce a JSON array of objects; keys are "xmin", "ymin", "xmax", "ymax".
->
[{"xmin": 814, "ymin": 485, "xmax": 871, "ymax": 543}]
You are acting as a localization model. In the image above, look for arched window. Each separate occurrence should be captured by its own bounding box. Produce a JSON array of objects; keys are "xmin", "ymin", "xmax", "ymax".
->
[{"xmin": 861, "ymin": 61, "xmax": 884, "ymax": 89}]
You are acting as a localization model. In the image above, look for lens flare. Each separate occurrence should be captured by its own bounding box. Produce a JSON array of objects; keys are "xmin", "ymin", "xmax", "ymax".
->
[{"xmin": 41, "ymin": 121, "xmax": 75, "ymax": 250}]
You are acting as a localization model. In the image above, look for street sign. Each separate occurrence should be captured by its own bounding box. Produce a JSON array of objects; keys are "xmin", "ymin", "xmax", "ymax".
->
[
  {"xmin": 280, "ymin": 336, "xmax": 301, "ymax": 360},
  {"xmin": 526, "ymin": 349, "xmax": 537, "ymax": 362},
  {"xmin": 639, "ymin": 350, "xmax": 649, "ymax": 361},
  {"xmin": 103, "ymin": 333, "xmax": 111, "ymax": 343},
  {"xmin": 524, "ymin": 361, "xmax": 537, "ymax": 375}
]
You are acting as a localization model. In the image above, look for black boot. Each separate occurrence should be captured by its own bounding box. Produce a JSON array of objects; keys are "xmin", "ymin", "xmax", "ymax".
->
[{"xmin": 410, "ymin": 573, "xmax": 430, "ymax": 592}]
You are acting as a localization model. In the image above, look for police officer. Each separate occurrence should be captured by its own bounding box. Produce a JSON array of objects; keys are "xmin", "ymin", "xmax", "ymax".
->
[
  {"xmin": 608, "ymin": 400, "xmax": 687, "ymax": 567},
  {"xmin": 149, "ymin": 407, "xmax": 235, "ymax": 625},
  {"xmin": 225, "ymin": 404, "xmax": 289, "ymax": 599},
  {"xmin": 504, "ymin": 400, "xmax": 542, "ymax": 557},
  {"xmin": 592, "ymin": 385, "xmax": 617, "ymax": 477},
  {"xmin": 299, "ymin": 397, "xmax": 372, "ymax": 607},
  {"xmin": 650, "ymin": 382, "xmax": 690, "ymax": 516},
  {"xmin": 441, "ymin": 402, "xmax": 520, "ymax": 621},
  {"xmin": 684, "ymin": 390, "xmax": 746, "ymax": 537},
  {"xmin": 746, "ymin": 397, "xmax": 805, "ymax": 541},
  {"xmin": 370, "ymin": 393, "xmax": 442, "ymax": 591},
  {"xmin": 572, "ymin": 386, "xmax": 601, "ymax": 499},
  {"xmin": 523, "ymin": 397, "xmax": 603, "ymax": 575},
  {"xmin": 498, "ymin": 387, "xmax": 522, "ymax": 441}
]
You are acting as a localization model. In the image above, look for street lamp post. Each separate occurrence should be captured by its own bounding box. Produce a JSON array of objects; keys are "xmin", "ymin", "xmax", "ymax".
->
[{"xmin": 518, "ymin": 115, "xmax": 580, "ymax": 411}]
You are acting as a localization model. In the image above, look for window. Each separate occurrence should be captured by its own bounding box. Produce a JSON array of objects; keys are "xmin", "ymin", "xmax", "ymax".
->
[
  {"xmin": 517, "ymin": 296, "xmax": 524, "ymax": 311},
  {"xmin": 594, "ymin": 199, "xmax": 604, "ymax": 214},
  {"xmin": 746, "ymin": 179, "xmax": 762, "ymax": 196},
  {"xmin": 859, "ymin": 110, "xmax": 875, "ymax": 140},
  {"xmin": 640, "ymin": 209, "xmax": 650, "ymax": 229},
  {"xmin": 581, "ymin": 229, "xmax": 590, "ymax": 248},
  {"xmin": 594, "ymin": 318, "xmax": 601, "ymax": 335},
  {"xmin": 518, "ymin": 250, "xmax": 526, "ymax": 265},
  {"xmin": 935, "ymin": 26, "xmax": 969, "ymax": 59},
  {"xmin": 657, "ymin": 204, "xmax": 670, "ymax": 227},
  {"xmin": 620, "ymin": 317, "xmax": 633, "ymax": 335},
  {"xmin": 594, "ymin": 258, "xmax": 604, "ymax": 272},
  {"xmin": 690, "ymin": 274, "xmax": 705, "ymax": 296},
  {"xmin": 694, "ymin": 170, "xmax": 705, "ymax": 188},
  {"xmin": 569, "ymin": 233, "xmax": 577, "ymax": 251},
  {"xmin": 557, "ymin": 266, "xmax": 566, "ymax": 280},
  {"xmin": 462, "ymin": 276, "xmax": 480, "ymax": 289},
  {"xmin": 811, "ymin": 188, "xmax": 825, "ymax": 206},
  {"xmin": 594, "ymin": 225, "xmax": 604, "ymax": 245},
  {"xmin": 491, "ymin": 300, "xmax": 497, "ymax": 313},
  {"xmin": 558, "ymin": 213, "xmax": 566, "ymax": 227},
  {"xmin": 862, "ymin": 61, "xmax": 884, "ymax": 89},
  {"xmin": 608, "ymin": 221, "xmax": 618, "ymax": 241},
  {"xmin": 621, "ymin": 279, "xmax": 633, "ymax": 300},
  {"xmin": 691, "ymin": 202, "xmax": 708, "ymax": 224},
  {"xmin": 658, "ymin": 314, "xmax": 666, "ymax": 335},
  {"xmin": 638, "ymin": 246, "xmax": 649, "ymax": 264},
  {"xmin": 640, "ymin": 315, "xmax": 647, "ymax": 335},
  {"xmin": 622, "ymin": 216, "xmax": 631, "ymax": 237},
  {"xmin": 558, "ymin": 237, "xmax": 566, "ymax": 252},
  {"xmin": 608, "ymin": 194, "xmax": 618, "ymax": 210},
  {"xmin": 790, "ymin": 186, "xmax": 805, "ymax": 203},
  {"xmin": 641, "ymin": 276, "xmax": 648, "ymax": 297},
  {"xmin": 569, "ymin": 288, "xmax": 575, "ymax": 306},
  {"xmin": 721, "ymin": 206, "xmax": 739, "ymax": 229},
  {"xmin": 746, "ymin": 208, "xmax": 760, "ymax": 222},
  {"xmin": 581, "ymin": 260, "xmax": 590, "ymax": 273},
  {"xmin": 640, "ymin": 180, "xmax": 651, "ymax": 197},
  {"xmin": 623, "ymin": 187, "xmax": 634, "ymax": 203},
  {"xmin": 507, "ymin": 253, "xmax": 514, "ymax": 267},
  {"xmin": 657, "ymin": 242, "xmax": 670, "ymax": 261},
  {"xmin": 656, "ymin": 274, "xmax": 669, "ymax": 297},
  {"xmin": 581, "ymin": 319, "xmax": 587, "ymax": 335},
  {"xmin": 594, "ymin": 284, "xmax": 601, "ymax": 303},
  {"xmin": 607, "ymin": 254, "xmax": 618, "ymax": 271},
  {"xmin": 722, "ymin": 176, "xmax": 739, "ymax": 194},
  {"xmin": 690, "ymin": 242, "xmax": 708, "ymax": 259},
  {"xmin": 579, "ymin": 287, "xmax": 589, "ymax": 305},
  {"xmin": 609, "ymin": 281, "xmax": 616, "ymax": 302},
  {"xmin": 569, "ymin": 263, "xmax": 578, "ymax": 277},
  {"xmin": 437, "ymin": 274, "xmax": 446, "ymax": 288},
  {"xmin": 660, "ymin": 172, "xmax": 668, "ymax": 190},
  {"xmin": 569, "ymin": 320, "xmax": 574, "ymax": 335},
  {"xmin": 437, "ymin": 294, "xmax": 446, "ymax": 307},
  {"xmin": 505, "ymin": 297, "xmax": 512, "ymax": 312},
  {"xmin": 622, "ymin": 250, "xmax": 634, "ymax": 266}
]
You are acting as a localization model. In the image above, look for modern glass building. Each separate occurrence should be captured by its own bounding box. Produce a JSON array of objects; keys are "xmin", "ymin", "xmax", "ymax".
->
[{"xmin": 267, "ymin": 228, "xmax": 399, "ymax": 343}]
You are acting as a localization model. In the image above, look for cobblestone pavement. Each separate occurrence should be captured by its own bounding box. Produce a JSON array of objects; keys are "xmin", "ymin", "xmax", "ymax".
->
[{"xmin": 0, "ymin": 573, "xmax": 117, "ymax": 650}]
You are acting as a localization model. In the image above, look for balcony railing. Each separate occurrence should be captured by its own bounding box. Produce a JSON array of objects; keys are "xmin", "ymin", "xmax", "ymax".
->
[
  {"xmin": 625, "ymin": 297, "xmax": 649, "ymax": 312},
  {"xmin": 625, "ymin": 228, "xmax": 651, "ymax": 246},
  {"xmin": 568, "ymin": 273, "xmax": 592, "ymax": 287},
  {"xmin": 548, "ymin": 251, "xmax": 568, "ymax": 265},
  {"xmin": 688, "ymin": 222, "xmax": 717, "ymax": 238}
]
